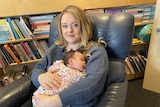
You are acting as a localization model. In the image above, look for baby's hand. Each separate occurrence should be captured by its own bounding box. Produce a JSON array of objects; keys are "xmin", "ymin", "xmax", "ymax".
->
[{"xmin": 56, "ymin": 60, "xmax": 64, "ymax": 63}]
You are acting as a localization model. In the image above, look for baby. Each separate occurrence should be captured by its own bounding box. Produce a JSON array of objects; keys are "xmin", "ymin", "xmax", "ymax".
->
[{"xmin": 32, "ymin": 50, "xmax": 86, "ymax": 106}]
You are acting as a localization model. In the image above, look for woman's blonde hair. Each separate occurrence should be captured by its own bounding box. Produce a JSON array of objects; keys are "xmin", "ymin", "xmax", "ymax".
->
[{"xmin": 55, "ymin": 5, "xmax": 93, "ymax": 48}]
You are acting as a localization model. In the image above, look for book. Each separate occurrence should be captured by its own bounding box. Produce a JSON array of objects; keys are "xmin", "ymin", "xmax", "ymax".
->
[
  {"xmin": 0, "ymin": 48, "xmax": 10, "ymax": 66},
  {"xmin": 32, "ymin": 40, "xmax": 45, "ymax": 57},
  {"xmin": 15, "ymin": 43, "xmax": 30, "ymax": 61},
  {"xmin": 0, "ymin": 19, "xmax": 12, "ymax": 42},
  {"xmin": 31, "ymin": 22, "xmax": 50, "ymax": 27},
  {"xmin": 136, "ymin": 53, "xmax": 146, "ymax": 68},
  {"xmin": 131, "ymin": 50, "xmax": 146, "ymax": 68},
  {"xmin": 41, "ymin": 40, "xmax": 49, "ymax": 50},
  {"xmin": 0, "ymin": 46, "xmax": 14, "ymax": 64},
  {"xmin": 24, "ymin": 42, "xmax": 37, "ymax": 60},
  {"xmin": 8, "ymin": 43, "xmax": 22, "ymax": 62},
  {"xmin": 6, "ymin": 21, "xmax": 15, "ymax": 40},
  {"xmin": 19, "ymin": 17, "xmax": 33, "ymax": 38},
  {"xmin": 13, "ymin": 43, "xmax": 28, "ymax": 61},
  {"xmin": 39, "ymin": 40, "xmax": 48, "ymax": 53},
  {"xmin": 14, "ymin": 19, "xmax": 31, "ymax": 38},
  {"xmin": 11, "ymin": 20, "xmax": 24, "ymax": 39},
  {"xmin": 125, "ymin": 57, "xmax": 135, "ymax": 74},
  {"xmin": 29, "ymin": 14, "xmax": 54, "ymax": 22},
  {"xmin": 129, "ymin": 55, "xmax": 142, "ymax": 72},
  {"xmin": 0, "ymin": 55, "xmax": 5, "ymax": 68},
  {"xmin": 27, "ymin": 41, "xmax": 42, "ymax": 59},
  {"xmin": 128, "ymin": 55, "xmax": 139, "ymax": 72},
  {"xmin": 135, "ymin": 56, "xmax": 145, "ymax": 72},
  {"xmin": 21, "ymin": 65, "xmax": 30, "ymax": 76},
  {"xmin": 3, "ymin": 44, "xmax": 21, "ymax": 64},
  {"xmin": 20, "ymin": 42, "xmax": 35, "ymax": 60},
  {"xmin": 7, "ymin": 18, "xmax": 20, "ymax": 40},
  {"xmin": 105, "ymin": 8, "xmax": 124, "ymax": 14},
  {"xmin": 132, "ymin": 38, "xmax": 143, "ymax": 44},
  {"xmin": 125, "ymin": 65, "xmax": 131, "ymax": 75}
]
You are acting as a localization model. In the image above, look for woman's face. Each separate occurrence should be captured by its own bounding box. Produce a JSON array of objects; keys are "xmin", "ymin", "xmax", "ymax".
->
[{"xmin": 61, "ymin": 12, "xmax": 81, "ymax": 45}]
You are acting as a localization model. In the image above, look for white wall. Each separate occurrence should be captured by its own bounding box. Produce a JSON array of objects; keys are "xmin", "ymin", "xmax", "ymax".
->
[{"xmin": 143, "ymin": 0, "xmax": 160, "ymax": 94}]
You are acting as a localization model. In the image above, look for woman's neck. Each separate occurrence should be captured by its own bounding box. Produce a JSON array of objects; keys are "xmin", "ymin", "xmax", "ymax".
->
[{"xmin": 66, "ymin": 43, "xmax": 81, "ymax": 51}]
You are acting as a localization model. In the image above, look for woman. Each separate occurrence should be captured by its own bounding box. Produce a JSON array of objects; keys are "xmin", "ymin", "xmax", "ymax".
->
[{"xmin": 31, "ymin": 5, "xmax": 109, "ymax": 107}]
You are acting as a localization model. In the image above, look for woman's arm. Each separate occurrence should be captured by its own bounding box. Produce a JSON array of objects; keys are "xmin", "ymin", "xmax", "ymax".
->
[
  {"xmin": 33, "ymin": 94, "xmax": 62, "ymax": 107},
  {"xmin": 31, "ymin": 45, "xmax": 64, "ymax": 88},
  {"xmin": 59, "ymin": 44, "xmax": 109, "ymax": 106}
]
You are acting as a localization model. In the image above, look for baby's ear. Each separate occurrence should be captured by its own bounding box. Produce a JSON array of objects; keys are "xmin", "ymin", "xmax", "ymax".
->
[{"xmin": 68, "ymin": 58, "xmax": 73, "ymax": 65}]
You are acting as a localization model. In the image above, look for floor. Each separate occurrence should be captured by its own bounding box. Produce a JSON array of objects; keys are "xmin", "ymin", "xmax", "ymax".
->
[{"xmin": 125, "ymin": 78, "xmax": 160, "ymax": 107}]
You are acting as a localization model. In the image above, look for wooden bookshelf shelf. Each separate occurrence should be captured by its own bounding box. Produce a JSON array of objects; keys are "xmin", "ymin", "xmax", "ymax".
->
[
  {"xmin": 134, "ymin": 22, "xmax": 153, "ymax": 27},
  {"xmin": 126, "ymin": 72, "xmax": 144, "ymax": 80},
  {"xmin": 0, "ymin": 36, "xmax": 49, "ymax": 45},
  {"xmin": 8, "ymin": 59, "xmax": 42, "ymax": 66}
]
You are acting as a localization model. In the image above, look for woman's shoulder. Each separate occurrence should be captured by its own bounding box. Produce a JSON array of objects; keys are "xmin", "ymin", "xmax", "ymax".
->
[
  {"xmin": 88, "ymin": 41, "xmax": 106, "ymax": 52},
  {"xmin": 47, "ymin": 44, "xmax": 63, "ymax": 53}
]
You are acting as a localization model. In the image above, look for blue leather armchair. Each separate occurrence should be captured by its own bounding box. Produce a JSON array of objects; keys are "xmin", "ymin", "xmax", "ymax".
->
[{"xmin": 0, "ymin": 13, "xmax": 134, "ymax": 107}]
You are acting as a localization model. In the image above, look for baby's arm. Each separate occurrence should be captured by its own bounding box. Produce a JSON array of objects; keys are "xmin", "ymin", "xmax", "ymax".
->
[{"xmin": 47, "ymin": 60, "xmax": 64, "ymax": 72}]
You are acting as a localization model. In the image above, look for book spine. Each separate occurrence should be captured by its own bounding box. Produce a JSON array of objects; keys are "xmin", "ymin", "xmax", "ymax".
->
[
  {"xmin": 11, "ymin": 20, "xmax": 24, "ymax": 39},
  {"xmin": 125, "ymin": 57, "xmax": 135, "ymax": 74},
  {"xmin": 0, "ymin": 46, "xmax": 14, "ymax": 64},
  {"xmin": 3, "ymin": 44, "xmax": 21, "ymax": 64},
  {"xmin": 16, "ymin": 43, "xmax": 30, "ymax": 61},
  {"xmin": 29, "ymin": 14, "xmax": 54, "ymax": 22},
  {"xmin": 28, "ymin": 41, "xmax": 42, "ymax": 59},
  {"xmin": 19, "ymin": 17, "xmax": 33, "ymax": 38},
  {"xmin": 6, "ymin": 21, "xmax": 15, "ymax": 40},
  {"xmin": 14, "ymin": 19, "xmax": 29, "ymax": 38},
  {"xmin": 20, "ymin": 42, "xmax": 34, "ymax": 60},
  {"xmin": 24, "ymin": 42, "xmax": 37, "ymax": 60},
  {"xmin": 0, "ymin": 19, "xmax": 12, "ymax": 42},
  {"xmin": 8, "ymin": 43, "xmax": 22, "ymax": 62}
]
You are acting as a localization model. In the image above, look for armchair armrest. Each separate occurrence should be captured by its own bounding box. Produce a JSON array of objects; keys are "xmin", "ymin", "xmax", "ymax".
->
[
  {"xmin": 97, "ymin": 60, "xmax": 128, "ymax": 107},
  {"xmin": 0, "ymin": 73, "xmax": 35, "ymax": 107},
  {"xmin": 98, "ymin": 80, "xmax": 128, "ymax": 107}
]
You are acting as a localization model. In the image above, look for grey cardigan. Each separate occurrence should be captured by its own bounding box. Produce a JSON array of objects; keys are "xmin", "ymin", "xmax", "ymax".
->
[{"xmin": 31, "ymin": 43, "xmax": 109, "ymax": 107}]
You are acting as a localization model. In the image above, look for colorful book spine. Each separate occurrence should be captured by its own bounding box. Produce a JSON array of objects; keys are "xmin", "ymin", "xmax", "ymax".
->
[
  {"xmin": 3, "ymin": 44, "xmax": 21, "ymax": 64},
  {"xmin": 7, "ymin": 18, "xmax": 19, "ymax": 40},
  {"xmin": 0, "ymin": 19, "xmax": 12, "ymax": 42},
  {"xmin": 20, "ymin": 42, "xmax": 34, "ymax": 60}
]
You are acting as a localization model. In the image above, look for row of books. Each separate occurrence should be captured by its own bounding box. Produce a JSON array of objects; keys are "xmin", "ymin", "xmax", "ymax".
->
[
  {"xmin": 125, "ymin": 51, "xmax": 147, "ymax": 75},
  {"xmin": 85, "ymin": 4, "xmax": 155, "ymax": 24},
  {"xmin": 0, "ymin": 40, "xmax": 48, "ymax": 67},
  {"xmin": 0, "ymin": 17, "xmax": 32, "ymax": 42},
  {"xmin": 0, "ymin": 13, "xmax": 57, "ymax": 42},
  {"xmin": 0, "ymin": 65, "xmax": 30, "ymax": 87},
  {"xmin": 27, "ymin": 13, "xmax": 57, "ymax": 39}
]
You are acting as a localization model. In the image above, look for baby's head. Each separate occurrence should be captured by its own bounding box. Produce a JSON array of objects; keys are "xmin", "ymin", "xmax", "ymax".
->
[{"xmin": 64, "ymin": 50, "xmax": 86, "ymax": 71}]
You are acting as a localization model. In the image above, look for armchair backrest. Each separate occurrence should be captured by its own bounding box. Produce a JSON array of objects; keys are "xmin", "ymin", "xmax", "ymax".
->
[{"xmin": 49, "ymin": 13, "xmax": 134, "ymax": 60}]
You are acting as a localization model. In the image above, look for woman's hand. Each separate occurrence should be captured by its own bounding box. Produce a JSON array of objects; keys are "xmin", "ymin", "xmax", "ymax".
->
[
  {"xmin": 33, "ymin": 94, "xmax": 62, "ymax": 107},
  {"xmin": 38, "ymin": 69, "xmax": 62, "ymax": 90}
]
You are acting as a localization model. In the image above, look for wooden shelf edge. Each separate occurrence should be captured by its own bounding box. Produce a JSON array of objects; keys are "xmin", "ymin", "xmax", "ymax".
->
[
  {"xmin": 8, "ymin": 59, "xmax": 42, "ymax": 66},
  {"xmin": 126, "ymin": 72, "xmax": 144, "ymax": 80},
  {"xmin": 134, "ymin": 22, "xmax": 153, "ymax": 26},
  {"xmin": 0, "ymin": 36, "xmax": 49, "ymax": 44}
]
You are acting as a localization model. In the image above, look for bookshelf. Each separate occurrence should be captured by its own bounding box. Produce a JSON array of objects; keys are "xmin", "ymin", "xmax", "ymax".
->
[{"xmin": 0, "ymin": 0, "xmax": 157, "ymax": 83}]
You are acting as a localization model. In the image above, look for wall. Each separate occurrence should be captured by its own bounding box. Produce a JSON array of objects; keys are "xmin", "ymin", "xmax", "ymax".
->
[
  {"xmin": 0, "ymin": 0, "xmax": 156, "ymax": 17},
  {"xmin": 143, "ymin": 0, "xmax": 160, "ymax": 94}
]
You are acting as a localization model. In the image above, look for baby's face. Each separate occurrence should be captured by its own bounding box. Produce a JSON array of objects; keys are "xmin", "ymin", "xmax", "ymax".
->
[{"xmin": 70, "ymin": 52, "xmax": 86, "ymax": 71}]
